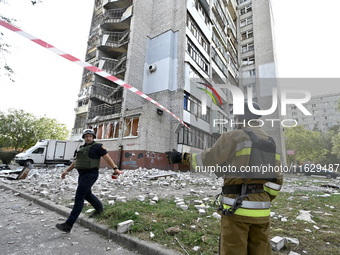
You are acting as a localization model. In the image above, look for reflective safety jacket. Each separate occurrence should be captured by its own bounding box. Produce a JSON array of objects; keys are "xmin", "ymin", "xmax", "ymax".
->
[
  {"xmin": 183, "ymin": 125, "xmax": 283, "ymax": 224},
  {"xmin": 75, "ymin": 142, "xmax": 101, "ymax": 170}
]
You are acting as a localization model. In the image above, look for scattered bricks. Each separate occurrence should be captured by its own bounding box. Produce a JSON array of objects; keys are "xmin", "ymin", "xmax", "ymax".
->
[
  {"xmin": 194, "ymin": 200, "xmax": 203, "ymax": 205},
  {"xmin": 270, "ymin": 236, "xmax": 285, "ymax": 251},
  {"xmin": 117, "ymin": 220, "xmax": 134, "ymax": 233}
]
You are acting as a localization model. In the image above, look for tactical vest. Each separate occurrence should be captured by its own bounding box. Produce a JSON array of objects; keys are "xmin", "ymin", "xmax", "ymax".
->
[
  {"xmin": 241, "ymin": 128, "xmax": 277, "ymax": 180},
  {"xmin": 75, "ymin": 143, "xmax": 100, "ymax": 170}
]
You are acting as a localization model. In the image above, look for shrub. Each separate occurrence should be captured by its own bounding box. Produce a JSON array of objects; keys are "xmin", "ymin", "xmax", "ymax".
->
[{"xmin": 0, "ymin": 150, "xmax": 17, "ymax": 164}]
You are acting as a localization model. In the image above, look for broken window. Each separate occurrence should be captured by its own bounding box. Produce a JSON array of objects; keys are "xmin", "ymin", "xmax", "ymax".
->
[
  {"xmin": 124, "ymin": 117, "xmax": 139, "ymax": 137},
  {"xmin": 107, "ymin": 121, "xmax": 120, "ymax": 139},
  {"xmin": 90, "ymin": 120, "xmax": 120, "ymax": 140}
]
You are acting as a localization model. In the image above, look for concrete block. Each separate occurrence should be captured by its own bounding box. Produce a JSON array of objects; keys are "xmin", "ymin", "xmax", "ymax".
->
[
  {"xmin": 270, "ymin": 236, "xmax": 285, "ymax": 251},
  {"xmin": 180, "ymin": 205, "xmax": 188, "ymax": 210},
  {"xmin": 198, "ymin": 209, "xmax": 206, "ymax": 215},
  {"xmin": 176, "ymin": 202, "xmax": 185, "ymax": 207},
  {"xmin": 137, "ymin": 195, "xmax": 145, "ymax": 202},
  {"xmin": 212, "ymin": 212, "xmax": 221, "ymax": 220},
  {"xmin": 117, "ymin": 220, "xmax": 134, "ymax": 233}
]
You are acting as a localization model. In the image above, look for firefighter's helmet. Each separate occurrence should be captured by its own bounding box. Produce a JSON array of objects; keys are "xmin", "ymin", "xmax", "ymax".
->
[{"xmin": 82, "ymin": 129, "xmax": 96, "ymax": 139}]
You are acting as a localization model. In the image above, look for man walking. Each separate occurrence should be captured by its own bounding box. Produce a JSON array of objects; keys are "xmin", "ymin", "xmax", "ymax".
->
[
  {"xmin": 56, "ymin": 129, "xmax": 120, "ymax": 233},
  {"xmin": 166, "ymin": 101, "xmax": 283, "ymax": 254}
]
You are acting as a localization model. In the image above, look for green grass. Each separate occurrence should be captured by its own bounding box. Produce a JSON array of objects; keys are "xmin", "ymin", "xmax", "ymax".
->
[
  {"xmin": 84, "ymin": 197, "xmax": 220, "ymax": 255},
  {"xmin": 271, "ymin": 191, "xmax": 340, "ymax": 255},
  {"xmin": 82, "ymin": 185, "xmax": 340, "ymax": 254}
]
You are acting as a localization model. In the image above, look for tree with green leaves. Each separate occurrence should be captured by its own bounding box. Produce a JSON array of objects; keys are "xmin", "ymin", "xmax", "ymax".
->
[
  {"xmin": 285, "ymin": 125, "xmax": 328, "ymax": 166},
  {"xmin": 0, "ymin": 108, "xmax": 69, "ymax": 152}
]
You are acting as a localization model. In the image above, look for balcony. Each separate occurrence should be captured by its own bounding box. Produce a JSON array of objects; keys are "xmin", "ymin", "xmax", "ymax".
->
[
  {"xmin": 226, "ymin": 0, "xmax": 237, "ymax": 21},
  {"xmin": 90, "ymin": 82, "xmax": 123, "ymax": 105},
  {"xmin": 101, "ymin": 7, "xmax": 132, "ymax": 30},
  {"xmin": 98, "ymin": 30, "xmax": 129, "ymax": 54},
  {"xmin": 99, "ymin": 56, "xmax": 127, "ymax": 77},
  {"xmin": 88, "ymin": 103, "xmax": 122, "ymax": 119},
  {"xmin": 103, "ymin": 0, "xmax": 132, "ymax": 9}
]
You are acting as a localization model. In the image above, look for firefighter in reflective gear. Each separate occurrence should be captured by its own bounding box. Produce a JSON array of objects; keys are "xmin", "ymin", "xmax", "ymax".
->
[
  {"xmin": 166, "ymin": 101, "xmax": 283, "ymax": 255},
  {"xmin": 56, "ymin": 129, "xmax": 121, "ymax": 233}
]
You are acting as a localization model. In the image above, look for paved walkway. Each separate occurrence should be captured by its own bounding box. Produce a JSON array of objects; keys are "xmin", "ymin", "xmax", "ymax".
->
[{"xmin": 0, "ymin": 188, "xmax": 137, "ymax": 255}]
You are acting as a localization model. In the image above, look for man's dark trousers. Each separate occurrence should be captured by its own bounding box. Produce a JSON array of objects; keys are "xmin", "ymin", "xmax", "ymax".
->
[{"xmin": 66, "ymin": 171, "xmax": 103, "ymax": 226}]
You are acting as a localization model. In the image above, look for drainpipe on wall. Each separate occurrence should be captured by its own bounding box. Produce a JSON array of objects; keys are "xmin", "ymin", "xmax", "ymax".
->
[{"xmin": 118, "ymin": 145, "xmax": 123, "ymax": 169}]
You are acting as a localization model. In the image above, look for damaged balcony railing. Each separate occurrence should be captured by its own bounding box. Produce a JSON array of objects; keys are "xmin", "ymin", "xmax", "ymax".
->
[
  {"xmin": 91, "ymin": 82, "xmax": 123, "ymax": 104},
  {"xmin": 101, "ymin": 55, "xmax": 127, "ymax": 75},
  {"xmin": 100, "ymin": 30, "xmax": 129, "ymax": 48},
  {"xmin": 82, "ymin": 69, "xmax": 93, "ymax": 85},
  {"xmin": 88, "ymin": 103, "xmax": 122, "ymax": 119},
  {"xmin": 103, "ymin": 8, "xmax": 127, "ymax": 22}
]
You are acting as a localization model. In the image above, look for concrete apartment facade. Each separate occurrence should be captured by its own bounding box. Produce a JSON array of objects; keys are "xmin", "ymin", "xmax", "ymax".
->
[
  {"xmin": 286, "ymin": 93, "xmax": 340, "ymax": 133},
  {"xmin": 71, "ymin": 0, "xmax": 286, "ymax": 169}
]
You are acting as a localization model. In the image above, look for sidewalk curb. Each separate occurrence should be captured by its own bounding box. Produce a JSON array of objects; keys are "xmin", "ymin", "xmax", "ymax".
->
[{"xmin": 0, "ymin": 183, "xmax": 182, "ymax": 255}]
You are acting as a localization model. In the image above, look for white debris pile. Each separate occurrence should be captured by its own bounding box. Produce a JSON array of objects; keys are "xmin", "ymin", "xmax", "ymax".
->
[{"xmin": 3, "ymin": 166, "xmax": 223, "ymax": 204}]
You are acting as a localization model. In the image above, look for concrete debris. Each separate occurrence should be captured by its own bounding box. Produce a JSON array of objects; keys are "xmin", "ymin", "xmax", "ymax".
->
[
  {"xmin": 284, "ymin": 237, "xmax": 300, "ymax": 245},
  {"xmin": 321, "ymin": 184, "xmax": 339, "ymax": 189},
  {"xmin": 270, "ymin": 236, "xmax": 285, "ymax": 251},
  {"xmin": 212, "ymin": 212, "xmax": 221, "ymax": 220},
  {"xmin": 198, "ymin": 209, "xmax": 206, "ymax": 215},
  {"xmin": 147, "ymin": 173, "xmax": 178, "ymax": 180},
  {"xmin": 149, "ymin": 232, "xmax": 155, "ymax": 239},
  {"xmin": 313, "ymin": 225, "xmax": 320, "ymax": 230},
  {"xmin": 288, "ymin": 251, "xmax": 300, "ymax": 255},
  {"xmin": 192, "ymin": 246, "xmax": 200, "ymax": 252},
  {"xmin": 117, "ymin": 220, "xmax": 134, "ymax": 233},
  {"xmin": 296, "ymin": 210, "xmax": 315, "ymax": 223},
  {"xmin": 317, "ymin": 194, "xmax": 331, "ymax": 198},
  {"xmin": 85, "ymin": 209, "xmax": 95, "ymax": 213},
  {"xmin": 180, "ymin": 205, "xmax": 188, "ymax": 211},
  {"xmin": 304, "ymin": 229, "xmax": 312, "ymax": 233}
]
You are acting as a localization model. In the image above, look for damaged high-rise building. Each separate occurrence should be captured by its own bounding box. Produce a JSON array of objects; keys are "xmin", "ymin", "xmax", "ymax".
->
[{"xmin": 71, "ymin": 0, "xmax": 286, "ymax": 169}]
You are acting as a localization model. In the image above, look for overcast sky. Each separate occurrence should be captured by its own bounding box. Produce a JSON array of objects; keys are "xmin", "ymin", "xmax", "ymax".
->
[{"xmin": 0, "ymin": 0, "xmax": 339, "ymax": 130}]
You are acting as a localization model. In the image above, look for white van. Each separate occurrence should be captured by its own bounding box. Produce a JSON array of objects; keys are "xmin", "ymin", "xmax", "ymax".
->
[{"xmin": 15, "ymin": 139, "xmax": 82, "ymax": 166}]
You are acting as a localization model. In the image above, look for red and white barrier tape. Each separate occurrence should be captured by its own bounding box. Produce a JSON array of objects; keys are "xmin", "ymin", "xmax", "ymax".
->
[{"xmin": 0, "ymin": 20, "xmax": 189, "ymax": 129}]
